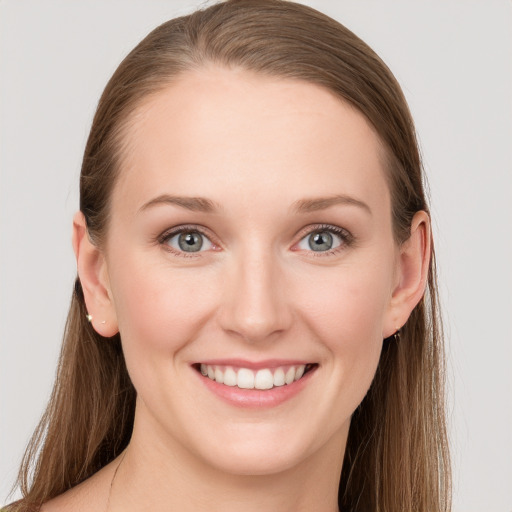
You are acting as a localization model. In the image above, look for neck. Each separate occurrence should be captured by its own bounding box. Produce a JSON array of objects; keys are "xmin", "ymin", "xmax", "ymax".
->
[{"xmin": 109, "ymin": 408, "xmax": 347, "ymax": 512}]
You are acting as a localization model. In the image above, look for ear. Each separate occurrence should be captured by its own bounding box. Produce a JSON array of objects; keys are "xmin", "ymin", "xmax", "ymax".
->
[
  {"xmin": 383, "ymin": 210, "xmax": 431, "ymax": 338},
  {"xmin": 72, "ymin": 211, "xmax": 119, "ymax": 337}
]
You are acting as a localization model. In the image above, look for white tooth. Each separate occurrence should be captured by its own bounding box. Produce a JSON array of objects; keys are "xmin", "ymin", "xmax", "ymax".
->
[
  {"xmin": 223, "ymin": 367, "xmax": 237, "ymax": 386},
  {"xmin": 295, "ymin": 365, "xmax": 305, "ymax": 381},
  {"xmin": 273, "ymin": 368, "xmax": 285, "ymax": 387},
  {"xmin": 214, "ymin": 367, "xmax": 224, "ymax": 384},
  {"xmin": 285, "ymin": 366, "xmax": 295, "ymax": 385},
  {"xmin": 200, "ymin": 364, "xmax": 208, "ymax": 376},
  {"xmin": 207, "ymin": 365, "xmax": 215, "ymax": 380},
  {"xmin": 255, "ymin": 369, "xmax": 273, "ymax": 390},
  {"xmin": 237, "ymin": 368, "xmax": 255, "ymax": 389}
]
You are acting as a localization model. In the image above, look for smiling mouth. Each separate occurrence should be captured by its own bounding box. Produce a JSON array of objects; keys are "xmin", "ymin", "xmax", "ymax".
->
[{"xmin": 194, "ymin": 363, "xmax": 318, "ymax": 390}]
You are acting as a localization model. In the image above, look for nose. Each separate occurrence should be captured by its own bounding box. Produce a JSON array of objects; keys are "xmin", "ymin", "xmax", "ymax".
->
[{"xmin": 218, "ymin": 250, "xmax": 293, "ymax": 344}]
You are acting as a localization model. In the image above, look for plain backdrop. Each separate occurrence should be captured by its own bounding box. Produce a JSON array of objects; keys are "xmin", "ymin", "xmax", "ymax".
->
[{"xmin": 1, "ymin": 1, "xmax": 511, "ymax": 510}]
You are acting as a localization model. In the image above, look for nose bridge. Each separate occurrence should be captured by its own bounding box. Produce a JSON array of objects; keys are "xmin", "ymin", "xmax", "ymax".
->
[{"xmin": 220, "ymin": 243, "xmax": 291, "ymax": 343}]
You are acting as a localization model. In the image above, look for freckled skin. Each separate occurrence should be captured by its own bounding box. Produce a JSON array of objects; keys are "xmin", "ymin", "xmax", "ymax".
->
[{"xmin": 71, "ymin": 66, "xmax": 428, "ymax": 511}]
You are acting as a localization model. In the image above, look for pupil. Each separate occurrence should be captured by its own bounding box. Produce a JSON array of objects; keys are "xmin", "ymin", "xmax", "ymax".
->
[
  {"xmin": 178, "ymin": 232, "xmax": 203, "ymax": 252},
  {"xmin": 309, "ymin": 231, "xmax": 333, "ymax": 251}
]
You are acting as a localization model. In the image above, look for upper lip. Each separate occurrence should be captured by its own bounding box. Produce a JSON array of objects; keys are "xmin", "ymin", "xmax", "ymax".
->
[{"xmin": 193, "ymin": 359, "xmax": 315, "ymax": 370}]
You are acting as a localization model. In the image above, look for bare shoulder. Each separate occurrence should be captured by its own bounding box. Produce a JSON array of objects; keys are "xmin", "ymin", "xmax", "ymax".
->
[{"xmin": 39, "ymin": 460, "xmax": 117, "ymax": 512}]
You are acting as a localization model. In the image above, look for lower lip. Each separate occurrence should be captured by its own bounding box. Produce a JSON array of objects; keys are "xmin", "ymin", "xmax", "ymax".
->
[{"xmin": 195, "ymin": 367, "xmax": 317, "ymax": 408}]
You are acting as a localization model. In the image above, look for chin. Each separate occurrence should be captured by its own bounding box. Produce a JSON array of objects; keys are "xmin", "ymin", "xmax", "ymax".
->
[
  {"xmin": 199, "ymin": 440, "xmax": 310, "ymax": 477},
  {"xmin": 186, "ymin": 418, "xmax": 346, "ymax": 478}
]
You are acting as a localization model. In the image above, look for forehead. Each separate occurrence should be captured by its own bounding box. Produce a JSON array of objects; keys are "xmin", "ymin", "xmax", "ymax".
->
[{"xmin": 113, "ymin": 66, "xmax": 389, "ymax": 215}]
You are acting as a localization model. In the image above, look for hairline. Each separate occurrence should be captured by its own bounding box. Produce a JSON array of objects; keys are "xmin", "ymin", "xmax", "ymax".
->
[{"xmin": 101, "ymin": 63, "xmax": 400, "ymax": 243}]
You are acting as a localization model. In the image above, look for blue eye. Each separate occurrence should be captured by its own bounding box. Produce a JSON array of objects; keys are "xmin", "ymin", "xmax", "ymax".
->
[
  {"xmin": 165, "ymin": 230, "xmax": 213, "ymax": 253},
  {"xmin": 297, "ymin": 228, "xmax": 347, "ymax": 253}
]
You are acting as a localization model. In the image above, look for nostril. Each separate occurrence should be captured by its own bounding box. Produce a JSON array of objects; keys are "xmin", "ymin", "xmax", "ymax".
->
[{"xmin": 217, "ymin": 271, "xmax": 293, "ymax": 343}]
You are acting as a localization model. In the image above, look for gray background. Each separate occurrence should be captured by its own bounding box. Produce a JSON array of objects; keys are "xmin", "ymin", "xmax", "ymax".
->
[{"xmin": 1, "ymin": 1, "xmax": 511, "ymax": 510}]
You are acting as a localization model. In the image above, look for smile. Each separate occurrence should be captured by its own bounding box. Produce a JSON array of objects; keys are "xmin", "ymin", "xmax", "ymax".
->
[{"xmin": 196, "ymin": 363, "xmax": 317, "ymax": 390}]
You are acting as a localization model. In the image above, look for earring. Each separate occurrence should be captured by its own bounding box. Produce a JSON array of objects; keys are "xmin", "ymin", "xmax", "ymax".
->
[
  {"xmin": 86, "ymin": 313, "xmax": 93, "ymax": 323},
  {"xmin": 393, "ymin": 328, "xmax": 401, "ymax": 342}
]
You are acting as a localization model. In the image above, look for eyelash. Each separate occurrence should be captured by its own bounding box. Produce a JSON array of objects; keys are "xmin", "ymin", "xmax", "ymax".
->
[
  {"xmin": 157, "ymin": 223, "xmax": 354, "ymax": 258},
  {"xmin": 157, "ymin": 224, "xmax": 217, "ymax": 258},
  {"xmin": 294, "ymin": 224, "xmax": 354, "ymax": 257}
]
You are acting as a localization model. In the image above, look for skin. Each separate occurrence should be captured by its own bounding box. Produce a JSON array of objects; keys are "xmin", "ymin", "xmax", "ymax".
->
[{"xmin": 43, "ymin": 66, "xmax": 430, "ymax": 512}]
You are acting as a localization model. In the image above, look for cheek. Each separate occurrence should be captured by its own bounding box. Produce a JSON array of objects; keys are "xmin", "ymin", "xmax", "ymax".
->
[
  {"xmin": 297, "ymin": 259, "xmax": 393, "ymax": 345},
  {"xmin": 293, "ymin": 257, "xmax": 393, "ymax": 400},
  {"xmin": 108, "ymin": 252, "xmax": 219, "ymax": 358}
]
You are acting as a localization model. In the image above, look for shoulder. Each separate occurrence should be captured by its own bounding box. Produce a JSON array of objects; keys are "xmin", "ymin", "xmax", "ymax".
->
[{"xmin": 40, "ymin": 460, "xmax": 117, "ymax": 512}]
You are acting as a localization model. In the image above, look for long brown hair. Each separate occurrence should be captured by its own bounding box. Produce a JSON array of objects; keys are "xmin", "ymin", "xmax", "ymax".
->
[{"xmin": 8, "ymin": 1, "xmax": 450, "ymax": 510}]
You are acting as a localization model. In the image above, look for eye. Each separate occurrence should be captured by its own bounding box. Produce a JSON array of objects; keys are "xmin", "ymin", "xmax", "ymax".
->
[
  {"xmin": 296, "ymin": 226, "xmax": 350, "ymax": 253},
  {"xmin": 163, "ymin": 229, "xmax": 214, "ymax": 253}
]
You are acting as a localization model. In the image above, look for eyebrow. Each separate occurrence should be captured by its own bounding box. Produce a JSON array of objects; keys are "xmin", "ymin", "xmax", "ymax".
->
[
  {"xmin": 292, "ymin": 194, "xmax": 372, "ymax": 215},
  {"xmin": 138, "ymin": 193, "xmax": 371, "ymax": 215},
  {"xmin": 138, "ymin": 194, "xmax": 221, "ymax": 214}
]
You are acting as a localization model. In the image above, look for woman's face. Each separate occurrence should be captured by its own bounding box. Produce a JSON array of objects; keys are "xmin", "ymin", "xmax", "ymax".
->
[{"xmin": 100, "ymin": 67, "xmax": 402, "ymax": 475}]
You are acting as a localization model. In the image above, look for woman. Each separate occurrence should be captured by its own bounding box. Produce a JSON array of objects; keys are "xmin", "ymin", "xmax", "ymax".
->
[{"xmin": 6, "ymin": 1, "xmax": 450, "ymax": 510}]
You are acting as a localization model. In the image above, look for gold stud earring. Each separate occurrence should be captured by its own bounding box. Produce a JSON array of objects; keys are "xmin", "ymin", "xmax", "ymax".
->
[{"xmin": 86, "ymin": 314, "xmax": 93, "ymax": 323}]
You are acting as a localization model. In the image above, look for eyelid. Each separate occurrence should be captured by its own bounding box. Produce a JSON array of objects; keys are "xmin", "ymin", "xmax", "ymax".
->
[
  {"xmin": 292, "ymin": 223, "xmax": 354, "ymax": 255},
  {"xmin": 155, "ymin": 222, "xmax": 353, "ymax": 257},
  {"xmin": 157, "ymin": 224, "xmax": 220, "ymax": 256}
]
